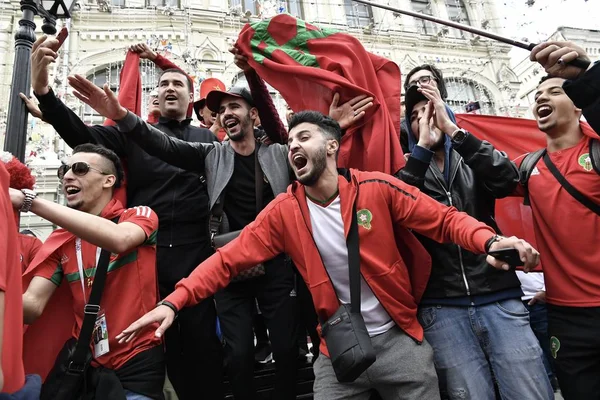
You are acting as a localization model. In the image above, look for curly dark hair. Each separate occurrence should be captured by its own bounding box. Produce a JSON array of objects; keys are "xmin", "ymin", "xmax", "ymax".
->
[
  {"xmin": 288, "ymin": 110, "xmax": 342, "ymax": 145},
  {"xmin": 72, "ymin": 144, "xmax": 124, "ymax": 188}
]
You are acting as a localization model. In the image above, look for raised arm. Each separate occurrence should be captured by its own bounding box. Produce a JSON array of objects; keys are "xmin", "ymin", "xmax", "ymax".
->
[
  {"xmin": 115, "ymin": 195, "xmax": 288, "ymax": 342},
  {"xmin": 130, "ymin": 43, "xmax": 195, "ymax": 119},
  {"xmin": 67, "ymin": 74, "xmax": 211, "ymax": 173},
  {"xmin": 29, "ymin": 36, "xmax": 128, "ymax": 154},
  {"xmin": 230, "ymin": 47, "xmax": 288, "ymax": 144},
  {"xmin": 531, "ymin": 41, "xmax": 599, "ymax": 135},
  {"xmin": 9, "ymin": 188, "xmax": 152, "ymax": 254}
]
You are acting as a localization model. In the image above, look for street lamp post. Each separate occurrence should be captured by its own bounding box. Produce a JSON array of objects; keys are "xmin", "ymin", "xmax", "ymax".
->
[{"xmin": 3, "ymin": 0, "xmax": 75, "ymax": 162}]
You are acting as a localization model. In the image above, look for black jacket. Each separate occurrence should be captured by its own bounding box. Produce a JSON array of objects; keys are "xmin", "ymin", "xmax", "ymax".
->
[
  {"xmin": 36, "ymin": 89, "xmax": 216, "ymax": 249},
  {"xmin": 564, "ymin": 60, "xmax": 600, "ymax": 134},
  {"xmin": 398, "ymin": 132, "xmax": 521, "ymax": 299}
]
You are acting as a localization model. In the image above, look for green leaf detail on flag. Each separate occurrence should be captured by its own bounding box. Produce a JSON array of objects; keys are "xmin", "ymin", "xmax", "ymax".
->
[{"xmin": 249, "ymin": 17, "xmax": 338, "ymax": 67}]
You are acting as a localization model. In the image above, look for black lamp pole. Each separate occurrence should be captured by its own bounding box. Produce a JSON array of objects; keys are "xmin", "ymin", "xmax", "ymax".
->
[
  {"xmin": 3, "ymin": 0, "xmax": 40, "ymax": 162},
  {"xmin": 3, "ymin": 0, "xmax": 59, "ymax": 162}
]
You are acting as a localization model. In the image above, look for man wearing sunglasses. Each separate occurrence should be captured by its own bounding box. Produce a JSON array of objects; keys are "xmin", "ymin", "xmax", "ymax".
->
[
  {"xmin": 397, "ymin": 65, "xmax": 553, "ymax": 399},
  {"xmin": 26, "ymin": 36, "xmax": 224, "ymax": 399},
  {"xmin": 14, "ymin": 144, "xmax": 164, "ymax": 399}
]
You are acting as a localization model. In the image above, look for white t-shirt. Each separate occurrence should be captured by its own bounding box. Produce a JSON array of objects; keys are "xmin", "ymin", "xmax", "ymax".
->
[
  {"xmin": 307, "ymin": 195, "xmax": 395, "ymax": 337},
  {"xmin": 516, "ymin": 271, "xmax": 545, "ymax": 301}
]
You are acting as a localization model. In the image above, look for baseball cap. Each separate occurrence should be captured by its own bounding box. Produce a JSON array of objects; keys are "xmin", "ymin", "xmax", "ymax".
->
[
  {"xmin": 404, "ymin": 84, "xmax": 428, "ymax": 121},
  {"xmin": 206, "ymin": 86, "xmax": 254, "ymax": 113}
]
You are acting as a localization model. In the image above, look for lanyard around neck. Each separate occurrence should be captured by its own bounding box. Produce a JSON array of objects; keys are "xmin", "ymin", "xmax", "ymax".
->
[{"xmin": 75, "ymin": 238, "xmax": 101, "ymax": 303}]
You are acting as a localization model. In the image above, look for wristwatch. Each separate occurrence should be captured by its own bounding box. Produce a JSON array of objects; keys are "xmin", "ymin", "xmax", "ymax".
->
[
  {"xmin": 20, "ymin": 189, "xmax": 37, "ymax": 213},
  {"xmin": 451, "ymin": 128, "xmax": 469, "ymax": 145},
  {"xmin": 157, "ymin": 300, "xmax": 179, "ymax": 317},
  {"xmin": 485, "ymin": 234, "xmax": 504, "ymax": 253}
]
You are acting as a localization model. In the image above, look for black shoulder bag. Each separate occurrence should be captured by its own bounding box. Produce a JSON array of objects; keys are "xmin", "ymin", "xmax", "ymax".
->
[
  {"xmin": 210, "ymin": 145, "xmax": 266, "ymax": 281},
  {"xmin": 41, "ymin": 231, "xmax": 116, "ymax": 400},
  {"xmin": 320, "ymin": 203, "xmax": 376, "ymax": 383}
]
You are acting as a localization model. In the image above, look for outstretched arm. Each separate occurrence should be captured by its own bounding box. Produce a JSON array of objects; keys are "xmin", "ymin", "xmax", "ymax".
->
[
  {"xmin": 28, "ymin": 36, "xmax": 128, "ymax": 154},
  {"xmin": 9, "ymin": 188, "xmax": 150, "ymax": 254},
  {"xmin": 68, "ymin": 74, "xmax": 210, "ymax": 173},
  {"xmin": 115, "ymin": 196, "xmax": 288, "ymax": 342},
  {"xmin": 385, "ymin": 174, "xmax": 539, "ymax": 270}
]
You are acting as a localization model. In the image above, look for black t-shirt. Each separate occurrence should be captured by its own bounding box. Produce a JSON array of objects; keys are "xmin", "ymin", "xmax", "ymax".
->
[{"xmin": 224, "ymin": 151, "xmax": 275, "ymax": 231}]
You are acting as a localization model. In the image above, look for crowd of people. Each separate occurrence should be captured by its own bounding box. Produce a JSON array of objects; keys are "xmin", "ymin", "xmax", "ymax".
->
[{"xmin": 0, "ymin": 20, "xmax": 598, "ymax": 400}]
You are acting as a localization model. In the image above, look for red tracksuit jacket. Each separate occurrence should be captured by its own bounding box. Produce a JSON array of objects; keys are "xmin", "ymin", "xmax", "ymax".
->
[{"xmin": 166, "ymin": 169, "xmax": 496, "ymax": 355}]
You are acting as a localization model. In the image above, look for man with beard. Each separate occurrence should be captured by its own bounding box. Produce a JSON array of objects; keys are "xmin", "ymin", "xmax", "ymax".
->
[
  {"xmin": 115, "ymin": 110, "xmax": 542, "ymax": 400},
  {"xmin": 397, "ymin": 71, "xmax": 553, "ymax": 399},
  {"xmin": 73, "ymin": 78, "xmax": 299, "ymax": 399},
  {"xmin": 26, "ymin": 35, "xmax": 223, "ymax": 400},
  {"xmin": 514, "ymin": 41, "xmax": 600, "ymax": 399},
  {"xmin": 16, "ymin": 144, "xmax": 164, "ymax": 399}
]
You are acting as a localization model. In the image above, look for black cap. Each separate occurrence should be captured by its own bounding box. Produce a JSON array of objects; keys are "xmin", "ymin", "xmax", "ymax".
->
[
  {"xmin": 206, "ymin": 86, "xmax": 254, "ymax": 113},
  {"xmin": 404, "ymin": 85, "xmax": 428, "ymax": 121}
]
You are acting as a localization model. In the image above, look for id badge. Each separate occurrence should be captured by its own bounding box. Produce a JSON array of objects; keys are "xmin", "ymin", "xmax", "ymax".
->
[{"xmin": 93, "ymin": 312, "xmax": 110, "ymax": 357}]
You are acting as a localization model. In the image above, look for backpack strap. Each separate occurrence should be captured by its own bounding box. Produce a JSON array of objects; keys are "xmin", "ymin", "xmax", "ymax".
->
[
  {"xmin": 518, "ymin": 148, "xmax": 546, "ymax": 206},
  {"xmin": 590, "ymin": 138, "xmax": 600, "ymax": 176}
]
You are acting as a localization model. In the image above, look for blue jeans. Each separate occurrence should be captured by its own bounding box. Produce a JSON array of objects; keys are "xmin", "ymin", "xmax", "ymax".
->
[
  {"xmin": 418, "ymin": 299, "xmax": 553, "ymax": 400},
  {"xmin": 0, "ymin": 375, "xmax": 41, "ymax": 400}
]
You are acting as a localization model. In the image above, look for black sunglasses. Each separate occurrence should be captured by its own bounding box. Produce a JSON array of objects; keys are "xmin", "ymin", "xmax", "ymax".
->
[{"xmin": 57, "ymin": 162, "xmax": 108, "ymax": 179}]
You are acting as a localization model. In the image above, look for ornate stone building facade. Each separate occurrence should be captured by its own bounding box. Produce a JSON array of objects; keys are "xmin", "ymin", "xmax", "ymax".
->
[{"xmin": 0, "ymin": 0, "xmax": 530, "ymax": 237}]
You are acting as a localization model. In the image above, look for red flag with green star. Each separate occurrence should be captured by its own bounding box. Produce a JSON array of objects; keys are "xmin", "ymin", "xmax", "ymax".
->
[{"xmin": 236, "ymin": 14, "xmax": 405, "ymax": 174}]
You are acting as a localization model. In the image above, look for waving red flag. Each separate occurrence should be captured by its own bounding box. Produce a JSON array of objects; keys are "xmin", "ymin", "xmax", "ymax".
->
[{"xmin": 236, "ymin": 14, "xmax": 404, "ymax": 174}]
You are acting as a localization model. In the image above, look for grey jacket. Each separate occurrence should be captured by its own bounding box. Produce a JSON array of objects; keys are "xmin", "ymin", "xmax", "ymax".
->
[{"xmin": 117, "ymin": 112, "xmax": 291, "ymax": 211}]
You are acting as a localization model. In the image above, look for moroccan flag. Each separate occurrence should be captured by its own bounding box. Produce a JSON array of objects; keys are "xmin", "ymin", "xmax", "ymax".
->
[
  {"xmin": 236, "ymin": 14, "xmax": 405, "ymax": 174},
  {"xmin": 455, "ymin": 113, "xmax": 597, "ymax": 271}
]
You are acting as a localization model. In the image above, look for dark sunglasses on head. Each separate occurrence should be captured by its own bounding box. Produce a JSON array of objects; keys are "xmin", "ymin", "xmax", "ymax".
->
[{"xmin": 57, "ymin": 162, "xmax": 108, "ymax": 179}]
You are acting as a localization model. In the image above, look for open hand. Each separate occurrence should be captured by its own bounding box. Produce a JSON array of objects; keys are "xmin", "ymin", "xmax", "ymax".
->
[
  {"xmin": 486, "ymin": 236, "xmax": 540, "ymax": 272},
  {"xmin": 329, "ymin": 93, "xmax": 374, "ymax": 130},
  {"xmin": 67, "ymin": 75, "xmax": 128, "ymax": 121},
  {"xmin": 31, "ymin": 35, "xmax": 59, "ymax": 96},
  {"xmin": 116, "ymin": 304, "xmax": 175, "ymax": 343},
  {"xmin": 416, "ymin": 101, "xmax": 442, "ymax": 149},
  {"xmin": 417, "ymin": 83, "xmax": 458, "ymax": 135},
  {"xmin": 19, "ymin": 93, "xmax": 44, "ymax": 120},
  {"xmin": 530, "ymin": 41, "xmax": 591, "ymax": 80}
]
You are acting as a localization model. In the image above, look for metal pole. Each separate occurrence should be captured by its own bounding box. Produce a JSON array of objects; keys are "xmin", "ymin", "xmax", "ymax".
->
[
  {"xmin": 3, "ymin": 0, "xmax": 38, "ymax": 162},
  {"xmin": 352, "ymin": 0, "xmax": 591, "ymax": 70}
]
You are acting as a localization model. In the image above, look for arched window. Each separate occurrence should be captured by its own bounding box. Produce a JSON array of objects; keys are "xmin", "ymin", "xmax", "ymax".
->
[
  {"xmin": 445, "ymin": 78, "xmax": 495, "ymax": 115},
  {"xmin": 344, "ymin": 0, "xmax": 373, "ymax": 28},
  {"xmin": 445, "ymin": 0, "xmax": 470, "ymax": 38},
  {"xmin": 84, "ymin": 60, "xmax": 161, "ymax": 118},
  {"xmin": 411, "ymin": 0, "xmax": 435, "ymax": 35}
]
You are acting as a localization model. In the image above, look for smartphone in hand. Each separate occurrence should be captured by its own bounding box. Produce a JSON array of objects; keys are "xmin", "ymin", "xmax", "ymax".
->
[
  {"xmin": 488, "ymin": 248, "xmax": 523, "ymax": 268},
  {"xmin": 50, "ymin": 27, "xmax": 68, "ymax": 52}
]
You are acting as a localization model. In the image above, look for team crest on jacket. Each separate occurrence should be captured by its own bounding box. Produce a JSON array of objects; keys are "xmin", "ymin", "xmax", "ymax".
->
[
  {"xmin": 578, "ymin": 153, "xmax": 592, "ymax": 172},
  {"xmin": 357, "ymin": 209, "xmax": 372, "ymax": 230}
]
